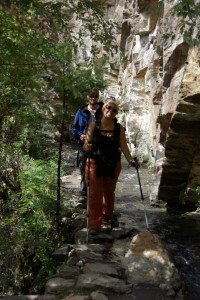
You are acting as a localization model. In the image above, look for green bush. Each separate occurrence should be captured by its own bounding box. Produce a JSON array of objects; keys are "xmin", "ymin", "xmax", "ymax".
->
[{"xmin": 0, "ymin": 157, "xmax": 59, "ymax": 294}]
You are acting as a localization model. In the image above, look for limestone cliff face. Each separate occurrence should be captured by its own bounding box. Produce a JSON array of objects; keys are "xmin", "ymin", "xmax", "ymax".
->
[{"xmin": 76, "ymin": 0, "xmax": 200, "ymax": 208}]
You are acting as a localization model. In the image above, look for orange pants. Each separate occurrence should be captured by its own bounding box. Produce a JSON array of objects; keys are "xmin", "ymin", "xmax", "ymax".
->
[{"xmin": 85, "ymin": 158, "xmax": 122, "ymax": 230}]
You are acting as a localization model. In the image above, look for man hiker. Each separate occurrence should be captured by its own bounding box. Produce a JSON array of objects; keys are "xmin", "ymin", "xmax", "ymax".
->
[{"xmin": 71, "ymin": 87, "xmax": 104, "ymax": 198}]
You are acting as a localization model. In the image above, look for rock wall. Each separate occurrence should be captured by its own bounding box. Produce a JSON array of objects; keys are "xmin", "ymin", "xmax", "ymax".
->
[{"xmin": 76, "ymin": 0, "xmax": 200, "ymax": 209}]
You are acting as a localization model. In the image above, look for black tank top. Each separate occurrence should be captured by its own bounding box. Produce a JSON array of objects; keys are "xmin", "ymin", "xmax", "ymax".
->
[{"xmin": 92, "ymin": 121, "xmax": 121, "ymax": 162}]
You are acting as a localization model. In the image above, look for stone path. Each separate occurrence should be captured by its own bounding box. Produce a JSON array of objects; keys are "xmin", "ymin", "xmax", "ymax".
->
[
  {"xmin": 41, "ymin": 145, "xmax": 184, "ymax": 300},
  {"xmin": 0, "ymin": 144, "xmax": 185, "ymax": 300}
]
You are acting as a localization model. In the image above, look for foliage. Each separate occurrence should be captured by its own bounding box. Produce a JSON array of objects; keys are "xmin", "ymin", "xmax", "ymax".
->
[
  {"xmin": 0, "ymin": 157, "xmax": 58, "ymax": 294},
  {"xmin": 0, "ymin": 0, "xmax": 116, "ymax": 126},
  {"xmin": 0, "ymin": 0, "xmax": 116, "ymax": 194},
  {"xmin": 172, "ymin": 0, "xmax": 199, "ymax": 19},
  {"xmin": 171, "ymin": 0, "xmax": 200, "ymax": 46},
  {"xmin": 0, "ymin": 0, "xmax": 117, "ymax": 294},
  {"xmin": 0, "ymin": 0, "xmax": 114, "ymax": 149}
]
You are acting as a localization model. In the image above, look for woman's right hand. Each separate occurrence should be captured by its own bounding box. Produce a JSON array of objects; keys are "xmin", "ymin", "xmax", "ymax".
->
[{"xmin": 83, "ymin": 122, "xmax": 95, "ymax": 152}]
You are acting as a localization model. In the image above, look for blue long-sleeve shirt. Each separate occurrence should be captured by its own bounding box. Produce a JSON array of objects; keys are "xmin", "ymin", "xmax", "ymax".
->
[{"xmin": 71, "ymin": 102, "xmax": 104, "ymax": 145}]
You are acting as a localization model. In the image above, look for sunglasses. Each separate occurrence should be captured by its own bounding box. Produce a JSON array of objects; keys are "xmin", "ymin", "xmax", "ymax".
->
[
  {"xmin": 105, "ymin": 105, "xmax": 117, "ymax": 113},
  {"xmin": 89, "ymin": 96, "xmax": 99, "ymax": 99},
  {"xmin": 107, "ymin": 96, "xmax": 116, "ymax": 101}
]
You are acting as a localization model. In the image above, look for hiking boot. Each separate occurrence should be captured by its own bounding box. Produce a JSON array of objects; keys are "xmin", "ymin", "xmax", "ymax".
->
[
  {"xmin": 101, "ymin": 220, "xmax": 112, "ymax": 232},
  {"xmin": 110, "ymin": 218, "xmax": 119, "ymax": 228},
  {"xmin": 89, "ymin": 228, "xmax": 101, "ymax": 235},
  {"xmin": 102, "ymin": 216, "xmax": 119, "ymax": 230}
]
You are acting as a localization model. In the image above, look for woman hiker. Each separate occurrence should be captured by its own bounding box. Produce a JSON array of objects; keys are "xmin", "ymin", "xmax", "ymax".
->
[{"xmin": 83, "ymin": 98, "xmax": 139, "ymax": 233}]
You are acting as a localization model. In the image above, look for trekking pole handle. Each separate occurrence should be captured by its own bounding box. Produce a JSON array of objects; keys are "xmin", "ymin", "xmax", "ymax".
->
[{"xmin": 134, "ymin": 156, "xmax": 140, "ymax": 169}]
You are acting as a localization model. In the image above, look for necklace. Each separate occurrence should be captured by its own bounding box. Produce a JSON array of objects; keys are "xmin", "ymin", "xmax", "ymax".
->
[
  {"xmin": 100, "ymin": 129, "xmax": 114, "ymax": 137},
  {"xmin": 100, "ymin": 120, "xmax": 114, "ymax": 137}
]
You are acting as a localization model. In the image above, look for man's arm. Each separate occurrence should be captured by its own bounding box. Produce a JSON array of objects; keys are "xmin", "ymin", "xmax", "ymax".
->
[{"xmin": 71, "ymin": 110, "xmax": 82, "ymax": 139}]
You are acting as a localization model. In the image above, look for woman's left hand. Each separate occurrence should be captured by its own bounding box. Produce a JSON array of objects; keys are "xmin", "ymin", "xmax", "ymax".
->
[
  {"xmin": 129, "ymin": 158, "xmax": 140, "ymax": 168},
  {"xmin": 83, "ymin": 142, "xmax": 93, "ymax": 152}
]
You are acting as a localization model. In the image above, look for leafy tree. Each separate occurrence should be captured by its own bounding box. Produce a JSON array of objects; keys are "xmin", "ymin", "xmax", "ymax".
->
[
  {"xmin": 0, "ymin": 0, "xmax": 117, "ymax": 217},
  {"xmin": 0, "ymin": 0, "xmax": 117, "ymax": 294}
]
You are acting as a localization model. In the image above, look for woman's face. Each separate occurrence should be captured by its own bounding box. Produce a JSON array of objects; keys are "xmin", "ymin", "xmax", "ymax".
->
[{"xmin": 103, "ymin": 101, "xmax": 118, "ymax": 118}]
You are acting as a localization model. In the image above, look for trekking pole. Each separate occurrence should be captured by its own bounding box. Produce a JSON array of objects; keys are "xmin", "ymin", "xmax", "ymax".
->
[
  {"xmin": 86, "ymin": 154, "xmax": 90, "ymax": 244},
  {"xmin": 134, "ymin": 157, "xmax": 149, "ymax": 231}
]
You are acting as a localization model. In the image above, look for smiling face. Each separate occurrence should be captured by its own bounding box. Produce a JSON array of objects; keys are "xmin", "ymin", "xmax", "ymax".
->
[
  {"xmin": 102, "ymin": 100, "xmax": 118, "ymax": 118},
  {"xmin": 87, "ymin": 95, "xmax": 99, "ymax": 106},
  {"xmin": 87, "ymin": 88, "xmax": 99, "ymax": 106}
]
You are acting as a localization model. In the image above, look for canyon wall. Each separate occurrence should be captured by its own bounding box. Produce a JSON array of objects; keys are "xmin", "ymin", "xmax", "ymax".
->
[{"xmin": 76, "ymin": 0, "xmax": 200, "ymax": 209}]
